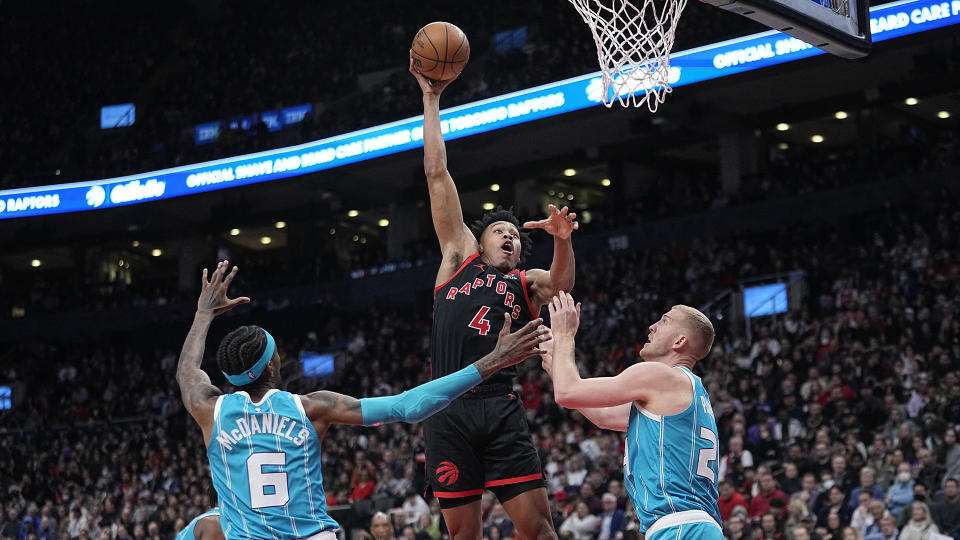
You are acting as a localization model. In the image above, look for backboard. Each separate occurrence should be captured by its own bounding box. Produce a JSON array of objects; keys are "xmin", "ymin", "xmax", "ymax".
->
[{"xmin": 701, "ymin": 0, "xmax": 872, "ymax": 57}]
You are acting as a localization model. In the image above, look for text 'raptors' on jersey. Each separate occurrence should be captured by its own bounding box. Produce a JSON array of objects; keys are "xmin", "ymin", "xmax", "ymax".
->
[{"xmin": 431, "ymin": 253, "xmax": 538, "ymax": 384}]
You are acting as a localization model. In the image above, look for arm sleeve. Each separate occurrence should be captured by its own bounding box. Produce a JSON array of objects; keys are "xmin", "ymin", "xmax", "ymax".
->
[{"xmin": 359, "ymin": 364, "xmax": 482, "ymax": 426}]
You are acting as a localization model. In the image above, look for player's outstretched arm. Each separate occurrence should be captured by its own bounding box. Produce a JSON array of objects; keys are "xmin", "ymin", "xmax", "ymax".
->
[
  {"xmin": 524, "ymin": 205, "xmax": 578, "ymax": 310},
  {"xmin": 302, "ymin": 314, "xmax": 549, "ymax": 426},
  {"xmin": 549, "ymin": 292, "xmax": 675, "ymax": 410},
  {"xmin": 540, "ymin": 333, "xmax": 631, "ymax": 431},
  {"xmin": 409, "ymin": 53, "xmax": 475, "ymax": 272},
  {"xmin": 176, "ymin": 261, "xmax": 250, "ymax": 443}
]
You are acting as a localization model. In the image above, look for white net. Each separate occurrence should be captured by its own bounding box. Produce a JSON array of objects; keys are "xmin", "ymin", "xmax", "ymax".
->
[{"xmin": 568, "ymin": 0, "xmax": 689, "ymax": 112}]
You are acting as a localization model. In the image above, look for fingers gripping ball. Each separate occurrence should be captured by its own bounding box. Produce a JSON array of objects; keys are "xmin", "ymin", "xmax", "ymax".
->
[{"xmin": 411, "ymin": 22, "xmax": 470, "ymax": 81}]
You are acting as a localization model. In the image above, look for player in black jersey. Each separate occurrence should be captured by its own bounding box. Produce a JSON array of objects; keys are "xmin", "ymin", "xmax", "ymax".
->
[{"xmin": 410, "ymin": 55, "xmax": 578, "ymax": 540}]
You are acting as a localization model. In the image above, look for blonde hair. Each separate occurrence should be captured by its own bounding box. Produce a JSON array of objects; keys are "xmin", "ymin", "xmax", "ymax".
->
[{"xmin": 671, "ymin": 305, "xmax": 715, "ymax": 360}]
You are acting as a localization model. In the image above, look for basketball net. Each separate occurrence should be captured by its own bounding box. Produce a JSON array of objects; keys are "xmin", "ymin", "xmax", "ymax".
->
[{"xmin": 568, "ymin": 0, "xmax": 688, "ymax": 112}]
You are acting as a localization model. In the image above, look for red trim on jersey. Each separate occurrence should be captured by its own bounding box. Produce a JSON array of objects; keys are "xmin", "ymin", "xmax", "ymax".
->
[
  {"xmin": 433, "ymin": 253, "xmax": 481, "ymax": 294},
  {"xmin": 519, "ymin": 270, "xmax": 539, "ymax": 318},
  {"xmin": 484, "ymin": 473, "xmax": 543, "ymax": 487},
  {"xmin": 433, "ymin": 488, "xmax": 484, "ymax": 498}
]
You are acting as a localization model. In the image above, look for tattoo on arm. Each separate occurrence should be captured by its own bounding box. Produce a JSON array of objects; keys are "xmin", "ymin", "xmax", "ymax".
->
[{"xmin": 306, "ymin": 391, "xmax": 363, "ymax": 425}]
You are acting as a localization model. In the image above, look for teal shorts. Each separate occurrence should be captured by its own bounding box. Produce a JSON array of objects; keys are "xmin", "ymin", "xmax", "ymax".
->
[{"xmin": 646, "ymin": 521, "xmax": 724, "ymax": 540}]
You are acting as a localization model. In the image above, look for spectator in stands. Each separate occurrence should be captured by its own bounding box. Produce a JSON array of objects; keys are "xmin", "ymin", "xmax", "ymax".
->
[
  {"xmin": 931, "ymin": 477, "xmax": 960, "ymax": 538},
  {"xmin": 791, "ymin": 524, "xmax": 813, "ymax": 540},
  {"xmin": 898, "ymin": 502, "xmax": 939, "ymax": 540},
  {"xmin": 821, "ymin": 512, "xmax": 845, "ymax": 540},
  {"xmin": 559, "ymin": 502, "xmax": 599, "ymax": 540},
  {"xmin": 850, "ymin": 468, "xmax": 886, "ymax": 509},
  {"xmin": 752, "ymin": 473, "xmax": 790, "ymax": 521},
  {"xmin": 720, "ymin": 435, "xmax": 754, "ymax": 486},
  {"xmin": 841, "ymin": 527, "xmax": 865, "ymax": 540},
  {"xmin": 860, "ymin": 500, "xmax": 891, "ymax": 540},
  {"xmin": 942, "ymin": 429, "xmax": 960, "ymax": 486},
  {"xmin": 596, "ymin": 493, "xmax": 624, "ymax": 540},
  {"xmin": 350, "ymin": 468, "xmax": 377, "ymax": 502},
  {"xmin": 758, "ymin": 511, "xmax": 783, "ymax": 540},
  {"xmin": 371, "ymin": 512, "xmax": 396, "ymax": 540},
  {"xmin": 400, "ymin": 491, "xmax": 429, "ymax": 526},
  {"xmin": 719, "ymin": 480, "xmax": 749, "ymax": 522},
  {"xmin": 888, "ymin": 467, "xmax": 916, "ymax": 517},
  {"xmin": 785, "ymin": 499, "xmax": 814, "ymax": 536},
  {"xmin": 724, "ymin": 514, "xmax": 748, "ymax": 540},
  {"xmin": 850, "ymin": 493, "xmax": 877, "ymax": 533},
  {"xmin": 818, "ymin": 487, "xmax": 853, "ymax": 529}
]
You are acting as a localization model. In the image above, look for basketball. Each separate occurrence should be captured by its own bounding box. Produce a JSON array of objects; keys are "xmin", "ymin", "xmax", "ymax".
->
[{"xmin": 411, "ymin": 22, "xmax": 470, "ymax": 81}]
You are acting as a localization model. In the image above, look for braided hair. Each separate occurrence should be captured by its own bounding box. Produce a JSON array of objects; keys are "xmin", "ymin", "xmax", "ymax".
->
[
  {"xmin": 217, "ymin": 326, "xmax": 272, "ymax": 391},
  {"xmin": 469, "ymin": 205, "xmax": 533, "ymax": 264}
]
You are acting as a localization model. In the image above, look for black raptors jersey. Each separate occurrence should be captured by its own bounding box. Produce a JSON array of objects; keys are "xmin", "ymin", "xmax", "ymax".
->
[{"xmin": 431, "ymin": 253, "xmax": 539, "ymax": 386}]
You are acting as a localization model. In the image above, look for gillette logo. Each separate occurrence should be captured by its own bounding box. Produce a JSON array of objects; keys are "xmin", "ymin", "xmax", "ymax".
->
[{"xmin": 110, "ymin": 179, "xmax": 166, "ymax": 205}]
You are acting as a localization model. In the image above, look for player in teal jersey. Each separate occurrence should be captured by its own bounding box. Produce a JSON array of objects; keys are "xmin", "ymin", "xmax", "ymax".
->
[
  {"xmin": 176, "ymin": 261, "xmax": 548, "ymax": 540},
  {"xmin": 176, "ymin": 509, "xmax": 224, "ymax": 540},
  {"xmin": 542, "ymin": 292, "xmax": 723, "ymax": 540}
]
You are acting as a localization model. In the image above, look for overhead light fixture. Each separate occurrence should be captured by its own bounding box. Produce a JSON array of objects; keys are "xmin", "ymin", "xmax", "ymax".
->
[
  {"xmin": 557, "ymin": 192, "xmax": 565, "ymax": 198},
  {"xmin": 834, "ymin": 111, "xmax": 848, "ymax": 119},
  {"xmin": 567, "ymin": 194, "xmax": 574, "ymax": 201},
  {"xmin": 352, "ymin": 235, "xmax": 359, "ymax": 242},
  {"xmin": 151, "ymin": 249, "xmax": 162, "ymax": 257},
  {"xmin": 548, "ymin": 190, "xmax": 556, "ymax": 196},
  {"xmin": 347, "ymin": 210, "xmax": 359, "ymax": 217},
  {"xmin": 810, "ymin": 134, "xmax": 824, "ymax": 143},
  {"xmin": 229, "ymin": 228, "xmax": 240, "ymax": 236},
  {"xmin": 490, "ymin": 183, "xmax": 500, "ymax": 192},
  {"xmin": 482, "ymin": 202, "xmax": 495, "ymax": 211},
  {"xmin": 329, "ymin": 228, "xmax": 336, "ymax": 235},
  {"xmin": 131, "ymin": 240, "xmax": 140, "ymax": 247},
  {"xmin": 378, "ymin": 219, "xmax": 390, "ymax": 227},
  {"xmin": 600, "ymin": 178, "xmax": 611, "ymax": 187},
  {"xmin": 118, "ymin": 260, "xmax": 125, "ymax": 267},
  {"xmin": 563, "ymin": 168, "xmax": 576, "ymax": 177},
  {"xmin": 937, "ymin": 111, "xmax": 951, "ymax": 119},
  {"xmin": 360, "ymin": 237, "xmax": 367, "ymax": 244},
  {"xmin": 778, "ymin": 142, "xmax": 789, "ymax": 150},
  {"xmin": 30, "ymin": 259, "xmax": 41, "ymax": 268},
  {"xmin": 776, "ymin": 123, "xmax": 790, "ymax": 131},
  {"xmin": 275, "ymin": 221, "xmax": 287, "ymax": 229},
  {"xmin": 905, "ymin": 97, "xmax": 919, "ymax": 106},
  {"xmin": 260, "ymin": 236, "xmax": 272, "ymax": 245}
]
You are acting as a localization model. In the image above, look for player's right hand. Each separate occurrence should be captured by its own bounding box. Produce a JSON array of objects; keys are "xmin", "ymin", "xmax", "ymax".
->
[
  {"xmin": 490, "ymin": 313, "xmax": 549, "ymax": 368},
  {"xmin": 548, "ymin": 291, "xmax": 581, "ymax": 337},
  {"xmin": 197, "ymin": 260, "xmax": 251, "ymax": 317},
  {"xmin": 409, "ymin": 51, "xmax": 458, "ymax": 97}
]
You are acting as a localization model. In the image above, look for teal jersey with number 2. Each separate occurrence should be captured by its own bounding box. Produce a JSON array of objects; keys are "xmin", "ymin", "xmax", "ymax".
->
[
  {"xmin": 623, "ymin": 367, "xmax": 722, "ymax": 534},
  {"xmin": 207, "ymin": 389, "xmax": 339, "ymax": 540}
]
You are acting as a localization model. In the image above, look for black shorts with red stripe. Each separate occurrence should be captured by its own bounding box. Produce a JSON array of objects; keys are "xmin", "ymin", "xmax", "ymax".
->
[{"xmin": 424, "ymin": 384, "xmax": 545, "ymax": 508}]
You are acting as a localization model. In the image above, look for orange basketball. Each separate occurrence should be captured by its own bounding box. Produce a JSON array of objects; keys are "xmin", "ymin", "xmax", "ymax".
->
[{"xmin": 411, "ymin": 22, "xmax": 470, "ymax": 81}]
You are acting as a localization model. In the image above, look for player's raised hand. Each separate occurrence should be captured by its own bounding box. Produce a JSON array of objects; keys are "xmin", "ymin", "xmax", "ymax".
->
[
  {"xmin": 197, "ymin": 260, "xmax": 251, "ymax": 317},
  {"xmin": 409, "ymin": 51, "xmax": 458, "ymax": 97},
  {"xmin": 523, "ymin": 204, "xmax": 579, "ymax": 240},
  {"xmin": 548, "ymin": 291, "xmax": 581, "ymax": 337}
]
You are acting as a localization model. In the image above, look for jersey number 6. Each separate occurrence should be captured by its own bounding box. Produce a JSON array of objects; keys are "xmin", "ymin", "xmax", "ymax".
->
[{"xmin": 248, "ymin": 452, "xmax": 290, "ymax": 508}]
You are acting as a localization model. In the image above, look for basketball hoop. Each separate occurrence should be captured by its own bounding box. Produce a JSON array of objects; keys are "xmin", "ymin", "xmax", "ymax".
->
[{"xmin": 567, "ymin": 0, "xmax": 688, "ymax": 112}]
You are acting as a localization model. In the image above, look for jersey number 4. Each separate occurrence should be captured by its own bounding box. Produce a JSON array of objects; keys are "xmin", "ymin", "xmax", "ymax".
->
[
  {"xmin": 468, "ymin": 305, "xmax": 522, "ymax": 335},
  {"xmin": 248, "ymin": 453, "xmax": 290, "ymax": 508},
  {"xmin": 468, "ymin": 306, "xmax": 493, "ymax": 335}
]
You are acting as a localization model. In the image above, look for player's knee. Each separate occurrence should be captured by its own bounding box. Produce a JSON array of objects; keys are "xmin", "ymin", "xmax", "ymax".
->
[
  {"xmin": 527, "ymin": 516, "xmax": 557, "ymax": 540},
  {"xmin": 447, "ymin": 522, "xmax": 482, "ymax": 540}
]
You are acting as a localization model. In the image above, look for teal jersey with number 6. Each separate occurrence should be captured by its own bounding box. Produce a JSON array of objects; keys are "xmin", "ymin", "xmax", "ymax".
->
[
  {"xmin": 207, "ymin": 389, "xmax": 339, "ymax": 540},
  {"xmin": 623, "ymin": 367, "xmax": 722, "ymax": 534}
]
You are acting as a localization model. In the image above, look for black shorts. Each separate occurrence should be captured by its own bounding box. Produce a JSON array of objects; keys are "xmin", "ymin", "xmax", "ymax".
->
[{"xmin": 424, "ymin": 386, "xmax": 545, "ymax": 508}]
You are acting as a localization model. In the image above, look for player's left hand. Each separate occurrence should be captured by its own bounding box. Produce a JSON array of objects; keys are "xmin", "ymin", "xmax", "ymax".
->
[
  {"xmin": 197, "ymin": 260, "xmax": 251, "ymax": 317},
  {"xmin": 523, "ymin": 204, "xmax": 578, "ymax": 240},
  {"xmin": 548, "ymin": 291, "xmax": 581, "ymax": 337}
]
